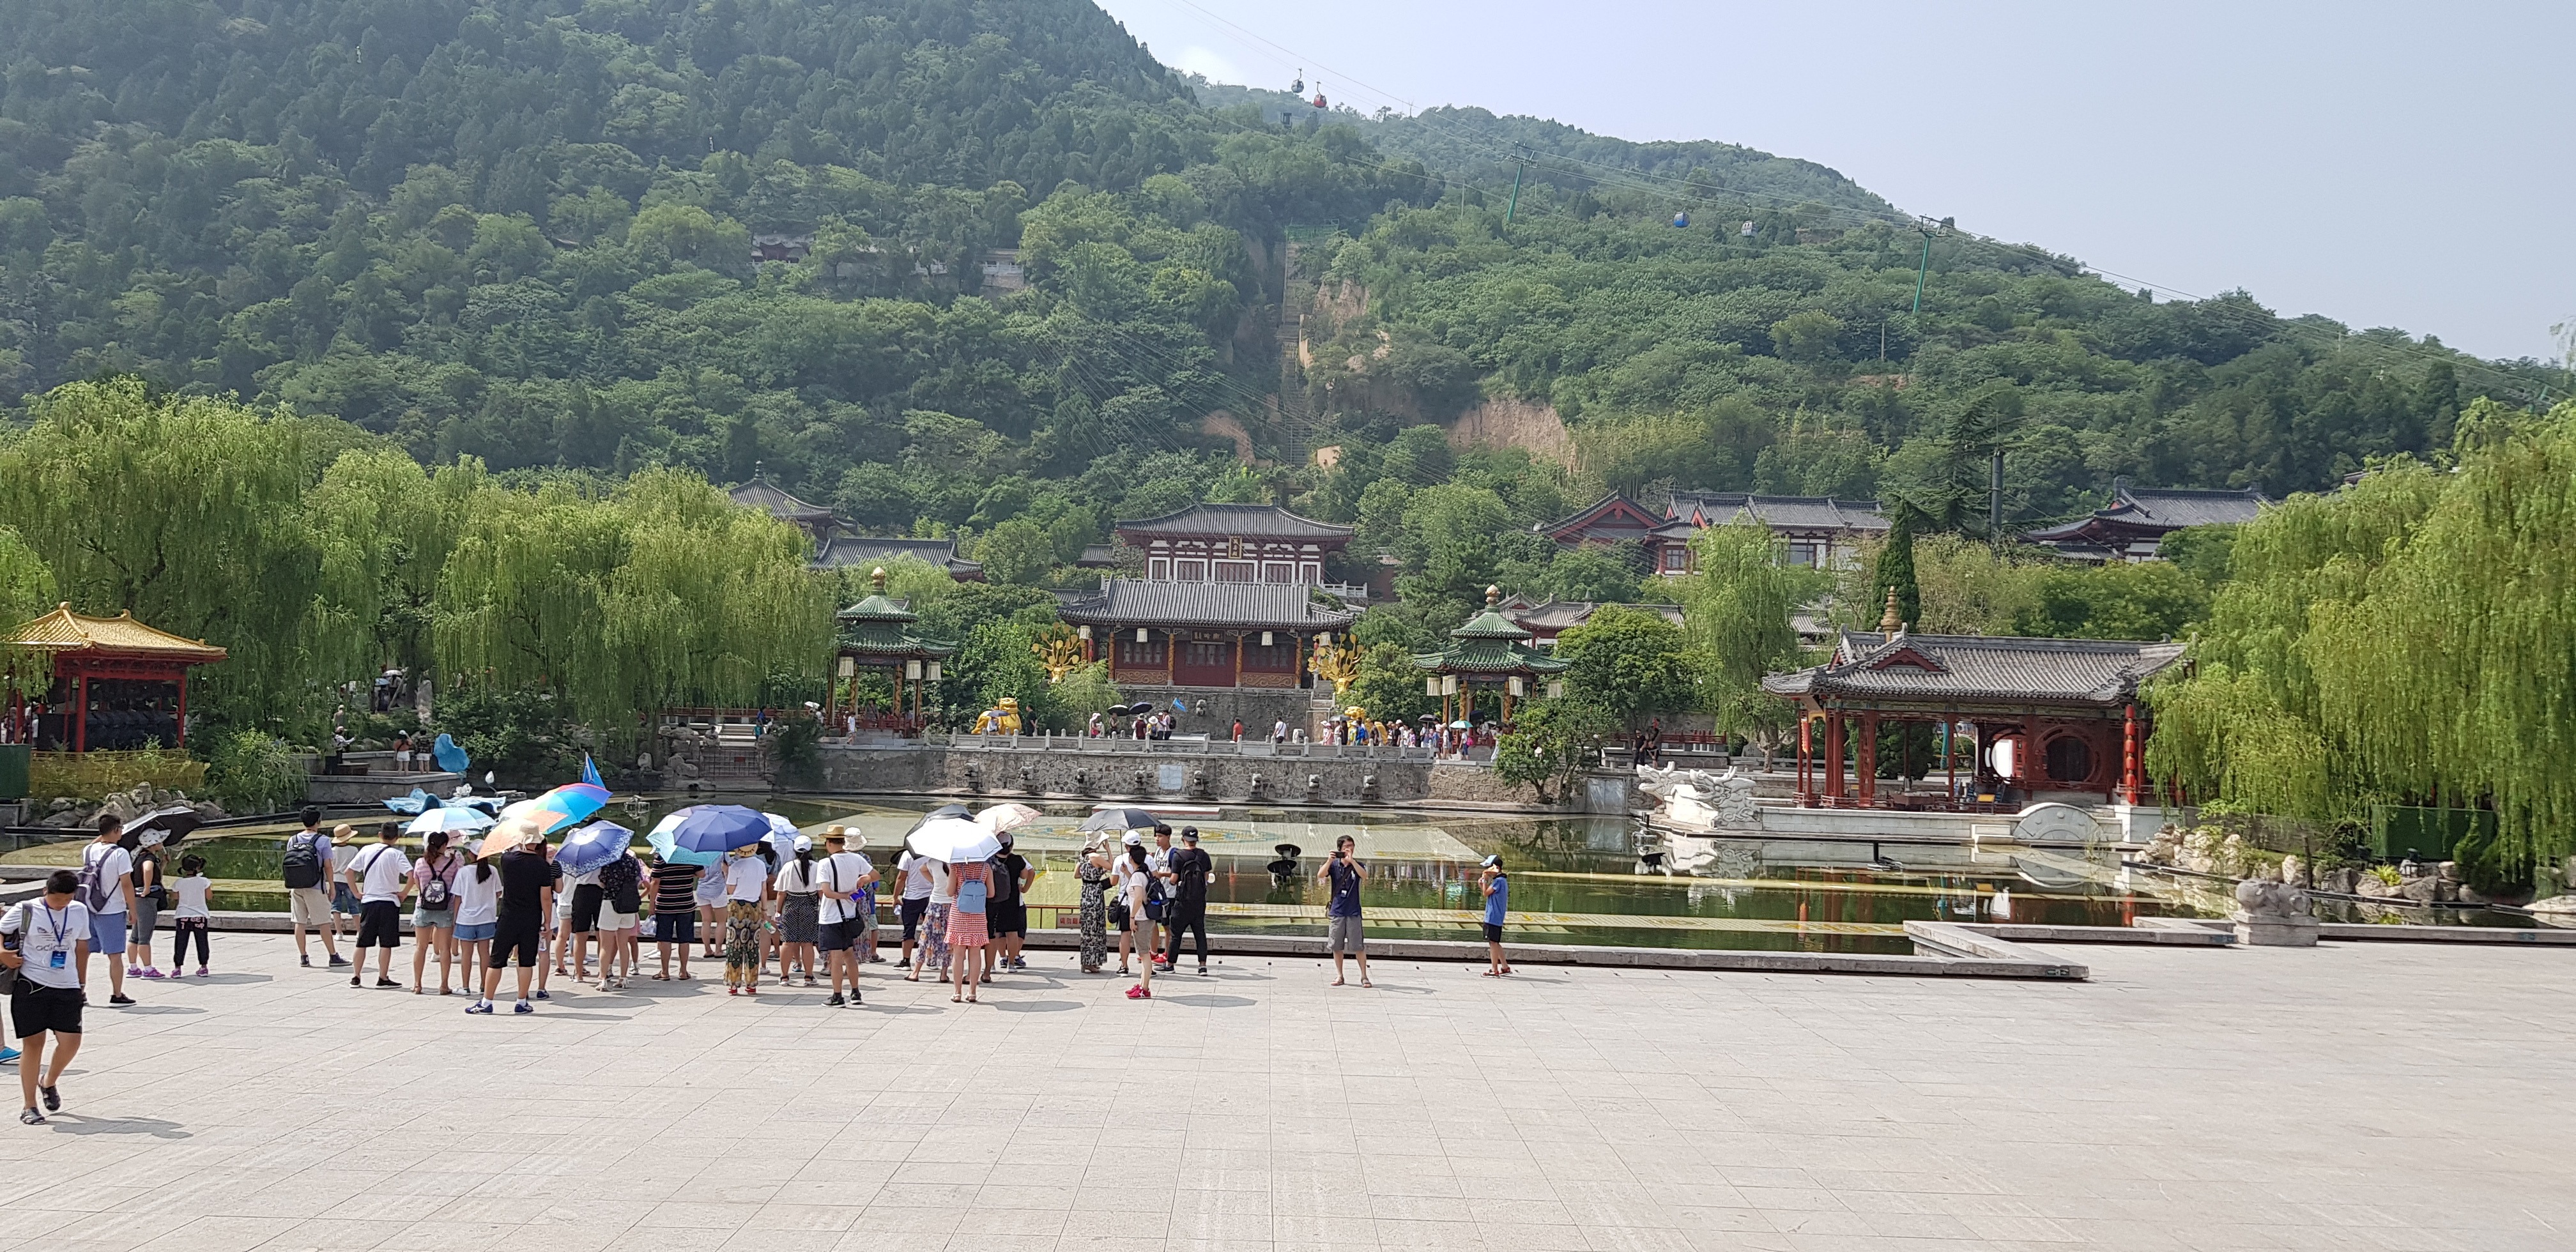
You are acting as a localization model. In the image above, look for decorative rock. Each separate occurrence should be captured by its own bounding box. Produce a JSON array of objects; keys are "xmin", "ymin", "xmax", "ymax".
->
[
  {"xmin": 2234, "ymin": 878, "xmax": 2319, "ymax": 947},
  {"xmin": 2530, "ymin": 895, "xmax": 2576, "ymax": 929},
  {"xmin": 2355, "ymin": 873, "xmax": 2402, "ymax": 898},
  {"xmin": 2398, "ymin": 876, "xmax": 2447, "ymax": 905},
  {"xmin": 2280, "ymin": 854, "xmax": 2310, "ymax": 889}
]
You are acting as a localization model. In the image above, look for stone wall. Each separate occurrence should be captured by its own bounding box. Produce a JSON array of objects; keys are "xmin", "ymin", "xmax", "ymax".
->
[
  {"xmin": 813, "ymin": 740, "xmax": 1579, "ymax": 810},
  {"xmin": 1110, "ymin": 686, "xmax": 1327, "ymax": 740}
]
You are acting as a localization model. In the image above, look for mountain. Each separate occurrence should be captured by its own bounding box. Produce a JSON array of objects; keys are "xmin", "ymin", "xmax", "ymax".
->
[{"xmin": 0, "ymin": 0, "xmax": 2547, "ymax": 604}]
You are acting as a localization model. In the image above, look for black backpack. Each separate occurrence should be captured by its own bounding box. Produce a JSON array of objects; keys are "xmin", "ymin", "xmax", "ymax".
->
[
  {"xmin": 599, "ymin": 855, "xmax": 642, "ymax": 913},
  {"xmin": 282, "ymin": 832, "xmax": 325, "ymax": 889}
]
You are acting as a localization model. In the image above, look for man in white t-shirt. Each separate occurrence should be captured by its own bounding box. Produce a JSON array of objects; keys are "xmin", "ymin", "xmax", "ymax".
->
[
  {"xmin": 3, "ymin": 869, "xmax": 91, "ymax": 1124},
  {"xmin": 895, "ymin": 851, "xmax": 937, "ymax": 970},
  {"xmin": 79, "ymin": 817, "xmax": 136, "ymax": 1006},
  {"xmin": 813, "ymin": 828, "xmax": 876, "ymax": 1007},
  {"xmin": 346, "ymin": 823, "xmax": 412, "ymax": 989}
]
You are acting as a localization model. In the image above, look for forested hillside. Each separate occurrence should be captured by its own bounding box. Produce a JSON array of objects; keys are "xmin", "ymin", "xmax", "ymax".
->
[{"xmin": 0, "ymin": 0, "xmax": 2550, "ymax": 613}]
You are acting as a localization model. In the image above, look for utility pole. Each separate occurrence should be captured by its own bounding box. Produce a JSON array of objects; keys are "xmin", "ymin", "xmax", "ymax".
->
[
  {"xmin": 1505, "ymin": 144, "xmax": 1532, "ymax": 225},
  {"xmin": 1989, "ymin": 447, "xmax": 2004, "ymax": 551},
  {"xmin": 1912, "ymin": 215, "xmax": 1947, "ymax": 315}
]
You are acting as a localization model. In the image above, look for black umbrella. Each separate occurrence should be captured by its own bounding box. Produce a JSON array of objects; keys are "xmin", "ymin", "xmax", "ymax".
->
[
  {"xmin": 1078, "ymin": 807, "xmax": 1163, "ymax": 833},
  {"xmin": 120, "ymin": 804, "xmax": 203, "ymax": 850}
]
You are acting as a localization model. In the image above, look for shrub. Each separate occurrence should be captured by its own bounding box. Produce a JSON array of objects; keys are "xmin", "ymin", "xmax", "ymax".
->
[{"xmin": 204, "ymin": 731, "xmax": 307, "ymax": 814}]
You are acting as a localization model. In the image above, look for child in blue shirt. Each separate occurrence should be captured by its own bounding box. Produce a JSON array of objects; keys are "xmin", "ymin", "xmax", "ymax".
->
[{"xmin": 1478, "ymin": 854, "xmax": 1512, "ymax": 977}]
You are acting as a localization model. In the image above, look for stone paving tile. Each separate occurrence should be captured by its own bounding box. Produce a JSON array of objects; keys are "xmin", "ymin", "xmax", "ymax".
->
[{"xmin": 6, "ymin": 935, "xmax": 2576, "ymax": 1251}]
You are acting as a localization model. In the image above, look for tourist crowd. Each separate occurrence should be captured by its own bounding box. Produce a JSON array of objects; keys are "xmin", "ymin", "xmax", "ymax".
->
[{"xmin": 3, "ymin": 807, "xmax": 1518, "ymax": 1126}]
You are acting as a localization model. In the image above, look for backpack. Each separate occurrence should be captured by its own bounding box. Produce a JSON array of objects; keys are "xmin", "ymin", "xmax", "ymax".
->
[
  {"xmin": 1143, "ymin": 869, "xmax": 1167, "ymax": 920},
  {"xmin": 78, "ymin": 844, "xmax": 119, "ymax": 913},
  {"xmin": 418, "ymin": 855, "xmax": 454, "ymax": 909},
  {"xmin": 956, "ymin": 875, "xmax": 988, "ymax": 915},
  {"xmin": 599, "ymin": 855, "xmax": 642, "ymax": 913},
  {"xmin": 282, "ymin": 832, "xmax": 325, "ymax": 889}
]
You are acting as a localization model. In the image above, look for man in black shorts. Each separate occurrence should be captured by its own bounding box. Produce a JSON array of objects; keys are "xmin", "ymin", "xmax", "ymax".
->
[
  {"xmin": 471, "ymin": 828, "xmax": 555, "ymax": 1015},
  {"xmin": 987, "ymin": 835, "xmax": 1032, "ymax": 971},
  {"xmin": 3, "ymin": 870, "xmax": 89, "ymax": 1124},
  {"xmin": 1164, "ymin": 827, "xmax": 1213, "ymax": 975}
]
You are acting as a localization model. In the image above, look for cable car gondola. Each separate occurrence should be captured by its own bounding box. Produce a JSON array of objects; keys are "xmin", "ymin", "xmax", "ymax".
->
[
  {"xmin": 1671, "ymin": 210, "xmax": 1690, "ymax": 229},
  {"xmin": 1289, "ymin": 69, "xmax": 1304, "ymax": 94}
]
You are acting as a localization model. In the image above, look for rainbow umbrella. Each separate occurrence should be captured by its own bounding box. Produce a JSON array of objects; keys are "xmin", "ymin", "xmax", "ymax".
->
[{"xmin": 500, "ymin": 782, "xmax": 611, "ymax": 836}]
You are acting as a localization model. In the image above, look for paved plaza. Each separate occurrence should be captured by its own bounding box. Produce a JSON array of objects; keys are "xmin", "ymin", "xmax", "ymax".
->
[{"xmin": 2, "ymin": 933, "xmax": 2570, "ymax": 1252}]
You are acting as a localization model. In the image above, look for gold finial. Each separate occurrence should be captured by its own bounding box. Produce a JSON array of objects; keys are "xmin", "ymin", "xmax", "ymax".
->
[
  {"xmin": 1485, "ymin": 584, "xmax": 1501, "ymax": 607},
  {"xmin": 871, "ymin": 567, "xmax": 887, "ymax": 592},
  {"xmin": 1880, "ymin": 586, "xmax": 1903, "ymax": 635}
]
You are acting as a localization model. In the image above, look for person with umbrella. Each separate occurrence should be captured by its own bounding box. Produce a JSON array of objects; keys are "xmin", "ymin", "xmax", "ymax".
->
[
  {"xmin": 942, "ymin": 845, "xmax": 990, "ymax": 1003},
  {"xmin": 126, "ymin": 828, "xmax": 171, "ymax": 982},
  {"xmin": 646, "ymin": 851, "xmax": 703, "ymax": 981},
  {"xmin": 1120, "ymin": 836, "xmax": 1156, "ymax": 999},
  {"xmin": 469, "ymin": 822, "xmax": 553, "ymax": 1014},
  {"xmin": 407, "ymin": 832, "xmax": 463, "ymax": 995},
  {"xmin": 595, "ymin": 837, "xmax": 645, "ymax": 989}
]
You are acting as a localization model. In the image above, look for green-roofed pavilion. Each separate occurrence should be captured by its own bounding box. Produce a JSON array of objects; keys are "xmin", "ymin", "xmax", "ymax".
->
[
  {"xmin": 828, "ymin": 568, "xmax": 957, "ymax": 734},
  {"xmin": 1413, "ymin": 586, "xmax": 1568, "ymax": 726}
]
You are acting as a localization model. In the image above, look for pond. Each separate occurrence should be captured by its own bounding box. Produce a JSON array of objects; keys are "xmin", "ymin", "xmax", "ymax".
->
[{"xmin": 3, "ymin": 793, "xmax": 2242, "ymax": 954}]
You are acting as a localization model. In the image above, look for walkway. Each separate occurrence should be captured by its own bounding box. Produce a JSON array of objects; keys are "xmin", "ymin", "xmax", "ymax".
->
[{"xmin": 3, "ymin": 934, "xmax": 2569, "ymax": 1251}]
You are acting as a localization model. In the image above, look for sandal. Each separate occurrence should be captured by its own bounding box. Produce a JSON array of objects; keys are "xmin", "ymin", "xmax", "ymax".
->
[
  {"xmin": 652, "ymin": 973, "xmax": 669, "ymax": 981},
  {"xmin": 951, "ymin": 992, "xmax": 963, "ymax": 1003}
]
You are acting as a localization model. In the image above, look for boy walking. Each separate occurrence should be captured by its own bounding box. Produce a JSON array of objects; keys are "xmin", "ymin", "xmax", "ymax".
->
[
  {"xmin": 78, "ymin": 817, "xmax": 136, "ymax": 1005},
  {"xmin": 3, "ymin": 869, "xmax": 90, "ymax": 1124},
  {"xmin": 1318, "ymin": 834, "xmax": 1369, "ymax": 988}
]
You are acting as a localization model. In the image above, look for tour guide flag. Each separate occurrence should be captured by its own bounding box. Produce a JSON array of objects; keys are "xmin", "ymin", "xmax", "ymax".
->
[{"xmin": 582, "ymin": 753, "xmax": 603, "ymax": 788}]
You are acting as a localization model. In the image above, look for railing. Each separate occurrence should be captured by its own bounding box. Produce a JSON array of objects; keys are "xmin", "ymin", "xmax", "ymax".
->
[{"xmin": 873, "ymin": 731, "xmax": 1481, "ymax": 763}]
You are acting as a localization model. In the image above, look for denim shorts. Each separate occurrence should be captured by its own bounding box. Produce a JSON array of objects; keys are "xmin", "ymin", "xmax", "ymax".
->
[
  {"xmin": 411, "ymin": 906, "xmax": 454, "ymax": 930},
  {"xmin": 89, "ymin": 910, "xmax": 129, "ymax": 956},
  {"xmin": 452, "ymin": 920, "xmax": 497, "ymax": 943}
]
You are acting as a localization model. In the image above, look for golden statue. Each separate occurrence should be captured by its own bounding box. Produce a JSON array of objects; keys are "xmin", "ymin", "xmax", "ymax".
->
[
  {"xmin": 1310, "ymin": 636, "xmax": 1360, "ymax": 698},
  {"xmin": 972, "ymin": 696, "xmax": 1023, "ymax": 736},
  {"xmin": 1031, "ymin": 623, "xmax": 1085, "ymax": 682}
]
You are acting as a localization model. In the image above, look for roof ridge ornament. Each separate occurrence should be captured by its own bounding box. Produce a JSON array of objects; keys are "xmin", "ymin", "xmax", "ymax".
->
[{"xmin": 1880, "ymin": 587, "xmax": 1903, "ymax": 635}]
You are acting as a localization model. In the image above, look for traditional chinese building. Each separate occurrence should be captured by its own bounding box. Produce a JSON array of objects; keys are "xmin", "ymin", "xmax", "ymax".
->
[
  {"xmin": 1412, "ymin": 588, "xmax": 1568, "ymax": 726},
  {"xmin": 1112, "ymin": 502, "xmax": 1354, "ymax": 588},
  {"xmin": 727, "ymin": 471, "xmax": 985, "ymax": 580},
  {"xmin": 1057, "ymin": 581, "xmax": 1355, "ymax": 691},
  {"xmin": 6, "ymin": 605, "xmax": 228, "ymax": 752},
  {"xmin": 1760, "ymin": 604, "xmax": 2184, "ymax": 808},
  {"xmin": 1492, "ymin": 593, "xmax": 1685, "ymax": 647},
  {"xmin": 2021, "ymin": 478, "xmax": 2268, "ymax": 562},
  {"xmin": 825, "ymin": 570, "xmax": 956, "ymax": 734},
  {"xmin": 1537, "ymin": 491, "xmax": 1889, "ymax": 575}
]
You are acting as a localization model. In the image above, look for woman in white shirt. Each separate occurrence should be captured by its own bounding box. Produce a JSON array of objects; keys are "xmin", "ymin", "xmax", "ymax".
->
[
  {"xmin": 1121, "ymin": 841, "xmax": 1155, "ymax": 1000},
  {"xmin": 721, "ymin": 848, "xmax": 770, "ymax": 995},
  {"xmin": 907, "ymin": 859, "xmax": 952, "ymax": 984},
  {"xmin": 447, "ymin": 844, "xmax": 503, "ymax": 992}
]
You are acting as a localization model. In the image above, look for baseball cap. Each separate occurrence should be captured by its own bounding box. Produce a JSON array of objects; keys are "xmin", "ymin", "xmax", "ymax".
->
[
  {"xmin": 1122, "ymin": 832, "xmax": 1143, "ymax": 846},
  {"xmin": 1480, "ymin": 854, "xmax": 1502, "ymax": 868},
  {"xmin": 1179, "ymin": 827, "xmax": 1200, "ymax": 843},
  {"xmin": 793, "ymin": 834, "xmax": 813, "ymax": 853}
]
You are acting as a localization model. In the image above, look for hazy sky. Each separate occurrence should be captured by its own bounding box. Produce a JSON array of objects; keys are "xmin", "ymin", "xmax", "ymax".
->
[{"xmin": 1097, "ymin": 0, "xmax": 2573, "ymax": 365}]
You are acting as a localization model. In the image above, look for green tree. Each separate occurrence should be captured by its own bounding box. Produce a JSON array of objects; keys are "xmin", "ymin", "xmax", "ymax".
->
[
  {"xmin": 1671, "ymin": 520, "xmax": 1825, "ymax": 740},
  {"xmin": 1872, "ymin": 502, "xmax": 1921, "ymax": 629},
  {"xmin": 1493, "ymin": 696, "xmax": 1620, "ymax": 802},
  {"xmin": 1554, "ymin": 606, "xmax": 1692, "ymax": 724}
]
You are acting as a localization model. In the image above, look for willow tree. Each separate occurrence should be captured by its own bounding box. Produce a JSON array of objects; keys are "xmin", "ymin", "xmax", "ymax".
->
[
  {"xmin": 1672, "ymin": 518, "xmax": 1826, "ymax": 742},
  {"xmin": 0, "ymin": 526, "xmax": 57, "ymax": 700},
  {"xmin": 2149, "ymin": 398, "xmax": 2576, "ymax": 868},
  {"xmin": 433, "ymin": 468, "xmax": 831, "ymax": 749},
  {"xmin": 305, "ymin": 449, "xmax": 490, "ymax": 690},
  {"xmin": 0, "ymin": 379, "xmax": 348, "ymax": 724}
]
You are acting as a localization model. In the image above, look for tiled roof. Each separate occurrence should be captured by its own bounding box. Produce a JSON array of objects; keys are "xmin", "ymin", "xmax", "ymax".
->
[
  {"xmin": 2025, "ymin": 479, "xmax": 2268, "ymax": 542},
  {"xmin": 728, "ymin": 477, "xmax": 835, "ymax": 523},
  {"xmin": 1114, "ymin": 503, "xmax": 1354, "ymax": 541},
  {"xmin": 8, "ymin": 605, "xmax": 228, "ymax": 661},
  {"xmin": 1762, "ymin": 631, "xmax": 2185, "ymax": 706},
  {"xmin": 813, "ymin": 536, "xmax": 984, "ymax": 578},
  {"xmin": 1667, "ymin": 492, "xmax": 1890, "ymax": 533},
  {"xmin": 1058, "ymin": 580, "xmax": 1360, "ymax": 631},
  {"xmin": 1412, "ymin": 637, "xmax": 1569, "ymax": 676},
  {"xmin": 1073, "ymin": 544, "xmax": 1119, "ymax": 567},
  {"xmin": 1504, "ymin": 600, "xmax": 1686, "ymax": 633}
]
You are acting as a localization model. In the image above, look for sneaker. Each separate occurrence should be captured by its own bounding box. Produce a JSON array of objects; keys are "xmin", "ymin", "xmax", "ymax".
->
[
  {"xmin": 512, "ymin": 1000, "xmax": 533, "ymax": 1014},
  {"xmin": 108, "ymin": 993, "xmax": 134, "ymax": 1006},
  {"xmin": 18, "ymin": 1108, "xmax": 41, "ymax": 1126},
  {"xmin": 825, "ymin": 993, "xmax": 845, "ymax": 1007},
  {"xmin": 464, "ymin": 1000, "xmax": 494, "ymax": 1015},
  {"xmin": 1124, "ymin": 984, "xmax": 1149, "ymax": 999},
  {"xmin": 375, "ymin": 977, "xmax": 399, "ymax": 988},
  {"xmin": 327, "ymin": 955, "xmax": 351, "ymax": 968},
  {"xmin": 1197, "ymin": 966, "xmax": 1210, "ymax": 976},
  {"xmin": 533, "ymin": 989, "xmax": 551, "ymax": 1000},
  {"xmin": 125, "ymin": 966, "xmax": 142, "ymax": 978},
  {"xmin": 195, "ymin": 967, "xmax": 210, "ymax": 977},
  {"xmin": 39, "ymin": 1084, "xmax": 59, "ymax": 1111},
  {"xmin": 848, "ymin": 991, "xmax": 862, "ymax": 1005},
  {"xmin": 349, "ymin": 975, "xmax": 362, "ymax": 987},
  {"xmin": 300, "ymin": 955, "xmax": 312, "ymax": 968},
  {"xmin": 0, "ymin": 1047, "xmax": 18, "ymax": 1064}
]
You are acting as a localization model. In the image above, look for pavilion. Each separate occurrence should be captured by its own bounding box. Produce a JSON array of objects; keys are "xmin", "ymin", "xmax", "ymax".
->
[
  {"xmin": 1760, "ymin": 593, "xmax": 2184, "ymax": 808},
  {"xmin": 1412, "ymin": 588, "xmax": 1568, "ymax": 726},
  {"xmin": 825, "ymin": 570, "xmax": 955, "ymax": 735},
  {"xmin": 6, "ymin": 604, "xmax": 228, "ymax": 752}
]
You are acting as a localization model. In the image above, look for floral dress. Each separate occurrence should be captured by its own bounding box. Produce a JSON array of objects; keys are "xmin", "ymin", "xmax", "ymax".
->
[{"xmin": 1077, "ymin": 856, "xmax": 1110, "ymax": 971}]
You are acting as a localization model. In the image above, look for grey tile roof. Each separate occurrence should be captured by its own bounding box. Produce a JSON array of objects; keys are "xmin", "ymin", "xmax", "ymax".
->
[
  {"xmin": 813, "ymin": 536, "xmax": 983, "ymax": 577},
  {"xmin": 1762, "ymin": 631, "xmax": 2186, "ymax": 707},
  {"xmin": 2116, "ymin": 485, "xmax": 2268, "ymax": 528},
  {"xmin": 1667, "ymin": 492, "xmax": 1890, "ymax": 533},
  {"xmin": 1114, "ymin": 503, "xmax": 1354, "ymax": 541},
  {"xmin": 1059, "ymin": 579, "xmax": 1360, "ymax": 631},
  {"xmin": 1504, "ymin": 600, "xmax": 1686, "ymax": 633},
  {"xmin": 728, "ymin": 477, "xmax": 834, "ymax": 522}
]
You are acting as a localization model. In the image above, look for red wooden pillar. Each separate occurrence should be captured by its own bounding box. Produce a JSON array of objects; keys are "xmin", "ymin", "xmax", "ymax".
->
[
  {"xmin": 72, "ymin": 669, "xmax": 88, "ymax": 754},
  {"xmin": 1943, "ymin": 713, "xmax": 1958, "ymax": 802},
  {"xmin": 2021, "ymin": 714, "xmax": 2041, "ymax": 793},
  {"xmin": 1823, "ymin": 712, "xmax": 1846, "ymax": 801},
  {"xmin": 175, "ymin": 671, "xmax": 189, "ymax": 748},
  {"xmin": 1797, "ymin": 714, "xmax": 1813, "ymax": 805},
  {"xmin": 2120, "ymin": 703, "xmax": 2144, "ymax": 804},
  {"xmin": 1857, "ymin": 712, "xmax": 1878, "ymax": 805}
]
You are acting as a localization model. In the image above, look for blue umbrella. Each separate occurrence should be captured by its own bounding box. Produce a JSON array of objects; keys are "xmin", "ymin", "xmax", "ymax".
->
[
  {"xmin": 647, "ymin": 827, "xmax": 724, "ymax": 868},
  {"xmin": 406, "ymin": 805, "xmax": 496, "ymax": 836},
  {"xmin": 648, "ymin": 805, "xmax": 770, "ymax": 856},
  {"xmin": 432, "ymin": 733, "xmax": 470, "ymax": 772},
  {"xmin": 556, "ymin": 821, "xmax": 634, "ymax": 876}
]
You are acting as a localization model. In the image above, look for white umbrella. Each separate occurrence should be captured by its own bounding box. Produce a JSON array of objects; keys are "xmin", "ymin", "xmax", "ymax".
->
[
  {"xmin": 974, "ymin": 802, "xmax": 1041, "ymax": 834},
  {"xmin": 907, "ymin": 816, "xmax": 1000, "ymax": 863},
  {"xmin": 407, "ymin": 806, "xmax": 496, "ymax": 835}
]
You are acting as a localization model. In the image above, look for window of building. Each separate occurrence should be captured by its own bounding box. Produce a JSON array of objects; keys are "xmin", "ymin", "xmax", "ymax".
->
[
  {"xmin": 1174, "ymin": 558, "xmax": 1207, "ymax": 581},
  {"xmin": 1299, "ymin": 561, "xmax": 1321, "ymax": 583},
  {"xmin": 1261, "ymin": 561, "xmax": 1293, "ymax": 583},
  {"xmin": 1181, "ymin": 639, "xmax": 1231, "ymax": 669},
  {"xmin": 1147, "ymin": 558, "xmax": 1170, "ymax": 580},
  {"xmin": 1212, "ymin": 560, "xmax": 1255, "ymax": 582},
  {"xmin": 1116, "ymin": 636, "xmax": 1167, "ymax": 666}
]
